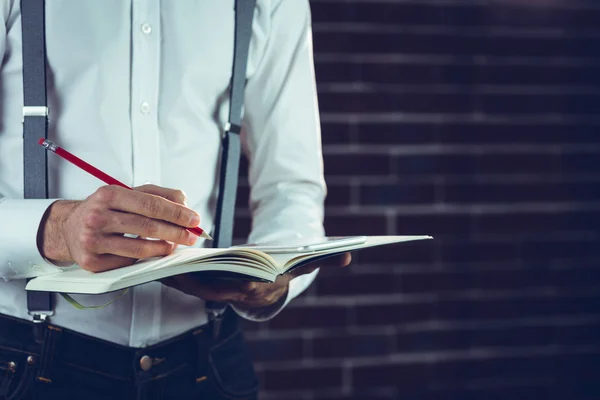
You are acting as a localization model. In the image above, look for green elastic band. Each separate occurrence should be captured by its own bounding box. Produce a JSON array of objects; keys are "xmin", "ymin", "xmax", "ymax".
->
[{"xmin": 60, "ymin": 289, "xmax": 129, "ymax": 310}]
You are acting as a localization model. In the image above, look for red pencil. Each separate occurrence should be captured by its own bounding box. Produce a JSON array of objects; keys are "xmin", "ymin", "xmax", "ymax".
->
[{"xmin": 38, "ymin": 138, "xmax": 212, "ymax": 240}]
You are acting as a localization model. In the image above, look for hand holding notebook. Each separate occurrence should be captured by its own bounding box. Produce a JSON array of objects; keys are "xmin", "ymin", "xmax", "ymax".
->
[{"xmin": 26, "ymin": 235, "xmax": 432, "ymax": 294}]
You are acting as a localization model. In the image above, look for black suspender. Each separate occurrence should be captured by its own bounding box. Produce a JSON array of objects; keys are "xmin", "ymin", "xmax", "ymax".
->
[
  {"xmin": 20, "ymin": 0, "xmax": 256, "ymax": 324},
  {"xmin": 21, "ymin": 0, "xmax": 53, "ymax": 323},
  {"xmin": 213, "ymin": 0, "xmax": 255, "ymax": 249}
]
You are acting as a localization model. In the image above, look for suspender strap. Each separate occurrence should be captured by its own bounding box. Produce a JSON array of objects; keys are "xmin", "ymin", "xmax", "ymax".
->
[
  {"xmin": 213, "ymin": 0, "xmax": 255, "ymax": 248},
  {"xmin": 21, "ymin": 0, "xmax": 54, "ymax": 321},
  {"xmin": 206, "ymin": 0, "xmax": 256, "ymax": 327}
]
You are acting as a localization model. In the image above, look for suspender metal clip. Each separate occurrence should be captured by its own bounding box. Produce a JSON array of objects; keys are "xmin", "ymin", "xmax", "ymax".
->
[{"xmin": 22, "ymin": 106, "xmax": 49, "ymax": 123}]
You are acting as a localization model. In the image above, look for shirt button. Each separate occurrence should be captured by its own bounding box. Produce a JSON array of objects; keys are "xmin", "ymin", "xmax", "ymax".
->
[
  {"xmin": 141, "ymin": 23, "xmax": 152, "ymax": 35},
  {"xmin": 140, "ymin": 101, "xmax": 150, "ymax": 114}
]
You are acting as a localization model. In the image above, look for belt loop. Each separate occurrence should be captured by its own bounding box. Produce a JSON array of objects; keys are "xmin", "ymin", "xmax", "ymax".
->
[
  {"xmin": 36, "ymin": 324, "xmax": 62, "ymax": 384},
  {"xmin": 193, "ymin": 326, "xmax": 211, "ymax": 381}
]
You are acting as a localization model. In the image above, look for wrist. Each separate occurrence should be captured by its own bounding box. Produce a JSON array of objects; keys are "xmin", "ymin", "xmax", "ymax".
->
[{"xmin": 38, "ymin": 200, "xmax": 78, "ymax": 262}]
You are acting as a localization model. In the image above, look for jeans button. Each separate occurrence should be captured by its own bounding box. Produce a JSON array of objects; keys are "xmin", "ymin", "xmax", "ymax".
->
[{"xmin": 140, "ymin": 355, "xmax": 152, "ymax": 372}]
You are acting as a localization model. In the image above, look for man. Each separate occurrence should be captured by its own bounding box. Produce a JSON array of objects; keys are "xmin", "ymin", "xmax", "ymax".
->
[{"xmin": 0, "ymin": 1, "xmax": 349, "ymax": 398}]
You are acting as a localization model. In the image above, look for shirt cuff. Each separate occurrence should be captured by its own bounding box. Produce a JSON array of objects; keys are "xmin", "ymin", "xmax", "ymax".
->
[
  {"xmin": 0, "ymin": 199, "xmax": 64, "ymax": 280},
  {"xmin": 231, "ymin": 267, "xmax": 319, "ymax": 322}
]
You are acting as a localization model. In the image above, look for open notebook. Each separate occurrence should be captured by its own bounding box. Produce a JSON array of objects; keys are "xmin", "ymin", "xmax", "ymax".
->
[{"xmin": 25, "ymin": 235, "xmax": 432, "ymax": 295}]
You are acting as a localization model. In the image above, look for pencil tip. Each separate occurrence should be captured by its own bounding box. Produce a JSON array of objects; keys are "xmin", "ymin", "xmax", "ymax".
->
[{"xmin": 201, "ymin": 232, "xmax": 213, "ymax": 241}]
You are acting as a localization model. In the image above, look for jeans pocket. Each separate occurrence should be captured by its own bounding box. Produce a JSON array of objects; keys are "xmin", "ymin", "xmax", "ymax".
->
[
  {"xmin": 0, "ymin": 348, "xmax": 35, "ymax": 400},
  {"xmin": 204, "ymin": 329, "xmax": 258, "ymax": 399}
]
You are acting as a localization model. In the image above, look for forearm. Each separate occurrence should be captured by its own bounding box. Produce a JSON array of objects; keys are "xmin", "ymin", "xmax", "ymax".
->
[{"xmin": 38, "ymin": 200, "xmax": 79, "ymax": 263}]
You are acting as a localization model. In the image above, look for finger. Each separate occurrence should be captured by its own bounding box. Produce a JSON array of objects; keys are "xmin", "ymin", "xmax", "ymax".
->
[
  {"xmin": 319, "ymin": 252, "xmax": 352, "ymax": 267},
  {"xmin": 288, "ymin": 253, "xmax": 352, "ymax": 278},
  {"xmin": 93, "ymin": 234, "xmax": 176, "ymax": 260},
  {"xmin": 77, "ymin": 253, "xmax": 137, "ymax": 273},
  {"xmin": 101, "ymin": 210, "xmax": 197, "ymax": 246},
  {"xmin": 93, "ymin": 186, "xmax": 200, "ymax": 228},
  {"xmin": 134, "ymin": 184, "xmax": 188, "ymax": 206},
  {"xmin": 288, "ymin": 264, "xmax": 319, "ymax": 279}
]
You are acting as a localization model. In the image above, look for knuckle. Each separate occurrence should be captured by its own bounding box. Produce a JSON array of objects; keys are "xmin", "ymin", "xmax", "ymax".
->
[
  {"xmin": 177, "ymin": 228, "xmax": 189, "ymax": 243},
  {"xmin": 172, "ymin": 206, "xmax": 185, "ymax": 224},
  {"xmin": 83, "ymin": 209, "xmax": 106, "ymax": 230},
  {"xmin": 243, "ymin": 282, "xmax": 260, "ymax": 296},
  {"xmin": 94, "ymin": 186, "xmax": 115, "ymax": 204},
  {"xmin": 140, "ymin": 218, "xmax": 159, "ymax": 237},
  {"xmin": 79, "ymin": 254, "xmax": 99, "ymax": 271},
  {"xmin": 131, "ymin": 242, "xmax": 148, "ymax": 259},
  {"xmin": 79, "ymin": 232, "xmax": 99, "ymax": 251},
  {"xmin": 141, "ymin": 198, "xmax": 162, "ymax": 217},
  {"xmin": 174, "ymin": 190, "xmax": 187, "ymax": 205}
]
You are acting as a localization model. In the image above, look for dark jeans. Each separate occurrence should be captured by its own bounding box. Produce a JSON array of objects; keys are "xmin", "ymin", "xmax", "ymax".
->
[{"xmin": 0, "ymin": 310, "xmax": 258, "ymax": 400}]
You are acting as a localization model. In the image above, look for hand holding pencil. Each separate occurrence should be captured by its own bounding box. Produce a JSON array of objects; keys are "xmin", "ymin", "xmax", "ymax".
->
[{"xmin": 37, "ymin": 138, "xmax": 212, "ymax": 272}]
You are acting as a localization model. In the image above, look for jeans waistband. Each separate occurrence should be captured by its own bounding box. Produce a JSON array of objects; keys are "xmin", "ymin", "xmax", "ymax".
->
[{"xmin": 0, "ymin": 310, "xmax": 238, "ymax": 382}]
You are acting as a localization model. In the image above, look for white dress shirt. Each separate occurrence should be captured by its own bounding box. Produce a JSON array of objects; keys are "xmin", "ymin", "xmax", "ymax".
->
[{"xmin": 0, "ymin": 0, "xmax": 325, "ymax": 347}]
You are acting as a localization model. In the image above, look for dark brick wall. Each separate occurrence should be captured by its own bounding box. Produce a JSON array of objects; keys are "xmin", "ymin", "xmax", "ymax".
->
[{"xmin": 235, "ymin": 1, "xmax": 600, "ymax": 398}]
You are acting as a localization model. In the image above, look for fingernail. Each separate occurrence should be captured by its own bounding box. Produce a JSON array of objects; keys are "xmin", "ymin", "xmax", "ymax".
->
[
  {"xmin": 189, "ymin": 213, "xmax": 200, "ymax": 227},
  {"xmin": 188, "ymin": 232, "xmax": 198, "ymax": 245}
]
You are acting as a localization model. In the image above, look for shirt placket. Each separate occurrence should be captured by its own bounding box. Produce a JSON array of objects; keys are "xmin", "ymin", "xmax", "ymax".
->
[{"xmin": 129, "ymin": 0, "xmax": 163, "ymax": 347}]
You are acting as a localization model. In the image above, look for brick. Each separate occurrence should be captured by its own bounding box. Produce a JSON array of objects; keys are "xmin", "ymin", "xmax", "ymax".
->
[
  {"xmin": 444, "ymin": 181, "xmax": 600, "ymax": 204},
  {"xmin": 324, "ymin": 215, "xmax": 388, "ymax": 236},
  {"xmin": 396, "ymin": 213, "xmax": 473, "ymax": 236},
  {"xmin": 321, "ymin": 122, "xmax": 353, "ymax": 145},
  {"xmin": 355, "ymin": 122, "xmax": 600, "ymax": 146},
  {"xmin": 482, "ymin": 93, "xmax": 600, "ymax": 115},
  {"xmin": 395, "ymin": 324, "xmax": 595, "ymax": 353},
  {"xmin": 313, "ymin": 31, "xmax": 599, "ymax": 58},
  {"xmin": 561, "ymin": 152, "xmax": 600, "ymax": 174},
  {"xmin": 481, "ymin": 63, "xmax": 600, "ymax": 86},
  {"xmin": 311, "ymin": 2, "xmax": 600, "ymax": 29},
  {"xmin": 355, "ymin": 240, "xmax": 435, "ymax": 264},
  {"xmin": 394, "ymin": 154, "xmax": 477, "ymax": 176},
  {"xmin": 315, "ymin": 273, "xmax": 399, "ymax": 296},
  {"xmin": 312, "ymin": 333, "xmax": 392, "ymax": 359},
  {"xmin": 311, "ymin": 2, "xmax": 481, "ymax": 26},
  {"xmin": 246, "ymin": 337, "xmax": 303, "ymax": 363},
  {"xmin": 325, "ymin": 184, "xmax": 352, "ymax": 207},
  {"xmin": 359, "ymin": 183, "xmax": 436, "ymax": 205},
  {"xmin": 436, "ymin": 296, "xmax": 600, "ymax": 321},
  {"xmin": 352, "ymin": 362, "xmax": 430, "ymax": 389},
  {"xmin": 399, "ymin": 266, "xmax": 600, "ymax": 294},
  {"xmin": 267, "ymin": 306, "xmax": 348, "ymax": 330},
  {"xmin": 320, "ymin": 91, "xmax": 600, "ymax": 115},
  {"xmin": 355, "ymin": 122, "xmax": 437, "ymax": 145},
  {"xmin": 439, "ymin": 241, "xmax": 520, "ymax": 264},
  {"xmin": 386, "ymin": 152, "xmax": 574, "ymax": 177},
  {"xmin": 474, "ymin": 211, "xmax": 600, "ymax": 234},
  {"xmin": 354, "ymin": 293, "xmax": 600, "ymax": 326},
  {"xmin": 520, "ymin": 239, "xmax": 600, "ymax": 262},
  {"xmin": 352, "ymin": 353, "xmax": 600, "ymax": 389},
  {"xmin": 316, "ymin": 61, "xmax": 600, "ymax": 86},
  {"xmin": 355, "ymin": 303, "xmax": 434, "ymax": 326},
  {"xmin": 263, "ymin": 366, "xmax": 342, "ymax": 391},
  {"xmin": 318, "ymin": 92, "xmax": 474, "ymax": 113},
  {"xmin": 476, "ymin": 153, "xmax": 562, "ymax": 175},
  {"xmin": 324, "ymin": 153, "xmax": 391, "ymax": 176}
]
